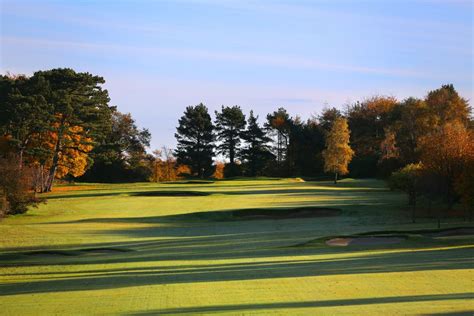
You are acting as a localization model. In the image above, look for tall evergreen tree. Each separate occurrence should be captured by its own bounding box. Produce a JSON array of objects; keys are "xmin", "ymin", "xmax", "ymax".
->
[
  {"xmin": 175, "ymin": 103, "xmax": 214, "ymax": 178},
  {"xmin": 241, "ymin": 111, "xmax": 274, "ymax": 176},
  {"xmin": 0, "ymin": 74, "xmax": 51, "ymax": 167},
  {"xmin": 288, "ymin": 118, "xmax": 325, "ymax": 176},
  {"xmin": 265, "ymin": 107, "xmax": 292, "ymax": 166},
  {"xmin": 214, "ymin": 105, "xmax": 246, "ymax": 166}
]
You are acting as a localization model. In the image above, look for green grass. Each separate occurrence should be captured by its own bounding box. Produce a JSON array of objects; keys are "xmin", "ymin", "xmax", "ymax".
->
[{"xmin": 0, "ymin": 178, "xmax": 472, "ymax": 315}]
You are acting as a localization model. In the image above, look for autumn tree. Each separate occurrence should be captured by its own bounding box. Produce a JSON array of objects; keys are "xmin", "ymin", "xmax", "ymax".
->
[
  {"xmin": 391, "ymin": 97, "xmax": 435, "ymax": 164},
  {"xmin": 425, "ymin": 84, "xmax": 471, "ymax": 127},
  {"xmin": 347, "ymin": 96, "xmax": 397, "ymax": 177},
  {"xmin": 322, "ymin": 117, "xmax": 354, "ymax": 184},
  {"xmin": 0, "ymin": 155, "xmax": 42, "ymax": 216},
  {"xmin": 175, "ymin": 103, "xmax": 214, "ymax": 178},
  {"xmin": 241, "ymin": 111, "xmax": 274, "ymax": 176},
  {"xmin": 151, "ymin": 146, "xmax": 178, "ymax": 182},
  {"xmin": 418, "ymin": 122, "xmax": 473, "ymax": 207},
  {"xmin": 212, "ymin": 161, "xmax": 225, "ymax": 179}
]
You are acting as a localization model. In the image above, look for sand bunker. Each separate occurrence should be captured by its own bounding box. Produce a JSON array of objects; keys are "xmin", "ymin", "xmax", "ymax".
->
[{"xmin": 326, "ymin": 236, "xmax": 405, "ymax": 246}]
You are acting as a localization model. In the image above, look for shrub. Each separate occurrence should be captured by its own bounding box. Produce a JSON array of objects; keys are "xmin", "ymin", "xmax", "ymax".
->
[{"xmin": 0, "ymin": 156, "xmax": 43, "ymax": 216}]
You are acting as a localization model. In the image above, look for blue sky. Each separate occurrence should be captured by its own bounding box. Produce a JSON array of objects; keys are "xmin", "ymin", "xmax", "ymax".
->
[{"xmin": 1, "ymin": 0, "xmax": 472, "ymax": 149}]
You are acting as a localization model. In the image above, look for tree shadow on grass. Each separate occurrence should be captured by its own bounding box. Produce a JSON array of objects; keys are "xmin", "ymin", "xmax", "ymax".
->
[
  {"xmin": 1, "ymin": 244, "xmax": 473, "ymax": 296},
  {"xmin": 126, "ymin": 293, "xmax": 473, "ymax": 315},
  {"xmin": 44, "ymin": 179, "xmax": 391, "ymax": 200}
]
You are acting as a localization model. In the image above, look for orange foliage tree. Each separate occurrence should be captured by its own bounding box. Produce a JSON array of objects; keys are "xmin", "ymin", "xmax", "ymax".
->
[
  {"xmin": 212, "ymin": 161, "xmax": 225, "ymax": 179},
  {"xmin": 418, "ymin": 122, "xmax": 474, "ymax": 207},
  {"xmin": 27, "ymin": 124, "xmax": 94, "ymax": 192}
]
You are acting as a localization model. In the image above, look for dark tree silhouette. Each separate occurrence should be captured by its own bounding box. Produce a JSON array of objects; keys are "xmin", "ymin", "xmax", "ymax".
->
[
  {"xmin": 241, "ymin": 111, "xmax": 274, "ymax": 176},
  {"xmin": 175, "ymin": 103, "xmax": 214, "ymax": 178}
]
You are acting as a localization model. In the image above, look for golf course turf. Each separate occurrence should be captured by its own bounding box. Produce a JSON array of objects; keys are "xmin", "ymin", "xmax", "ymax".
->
[{"xmin": 0, "ymin": 178, "xmax": 472, "ymax": 315}]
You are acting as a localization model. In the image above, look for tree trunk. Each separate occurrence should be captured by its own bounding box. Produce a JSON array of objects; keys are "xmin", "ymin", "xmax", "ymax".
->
[
  {"xmin": 229, "ymin": 137, "xmax": 235, "ymax": 165},
  {"xmin": 45, "ymin": 154, "xmax": 59, "ymax": 192},
  {"xmin": 0, "ymin": 188, "xmax": 7, "ymax": 217},
  {"xmin": 40, "ymin": 164, "xmax": 45, "ymax": 193},
  {"xmin": 45, "ymin": 126, "xmax": 64, "ymax": 192},
  {"xmin": 18, "ymin": 148, "xmax": 24, "ymax": 170},
  {"xmin": 334, "ymin": 172, "xmax": 338, "ymax": 184}
]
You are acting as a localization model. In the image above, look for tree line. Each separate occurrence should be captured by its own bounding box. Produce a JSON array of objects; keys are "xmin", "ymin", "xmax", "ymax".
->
[
  {"xmin": 174, "ymin": 86, "xmax": 471, "ymax": 178},
  {"xmin": 173, "ymin": 84, "xmax": 473, "ymax": 220},
  {"xmin": 1, "ymin": 68, "xmax": 473, "ymax": 219}
]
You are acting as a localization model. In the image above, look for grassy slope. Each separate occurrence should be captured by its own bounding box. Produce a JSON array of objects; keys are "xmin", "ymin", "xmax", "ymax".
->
[{"xmin": 0, "ymin": 178, "xmax": 472, "ymax": 315}]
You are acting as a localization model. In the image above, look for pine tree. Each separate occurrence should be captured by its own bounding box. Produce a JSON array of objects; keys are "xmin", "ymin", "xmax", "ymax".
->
[
  {"xmin": 214, "ymin": 105, "xmax": 246, "ymax": 166},
  {"xmin": 0, "ymin": 74, "xmax": 52, "ymax": 168},
  {"xmin": 265, "ymin": 107, "xmax": 292, "ymax": 166},
  {"xmin": 32, "ymin": 69, "xmax": 112, "ymax": 191},
  {"xmin": 322, "ymin": 117, "xmax": 354, "ymax": 184},
  {"xmin": 175, "ymin": 103, "xmax": 214, "ymax": 178},
  {"xmin": 241, "ymin": 111, "xmax": 274, "ymax": 176}
]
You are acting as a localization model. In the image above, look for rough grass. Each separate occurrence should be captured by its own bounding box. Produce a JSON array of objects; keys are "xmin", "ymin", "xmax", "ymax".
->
[{"xmin": 0, "ymin": 178, "xmax": 472, "ymax": 315}]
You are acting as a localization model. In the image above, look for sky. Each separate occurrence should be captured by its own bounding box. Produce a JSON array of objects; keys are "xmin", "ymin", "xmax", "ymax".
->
[{"xmin": 1, "ymin": 0, "xmax": 472, "ymax": 149}]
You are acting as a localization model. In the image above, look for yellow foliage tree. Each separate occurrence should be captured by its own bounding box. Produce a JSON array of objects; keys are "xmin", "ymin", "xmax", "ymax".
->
[{"xmin": 322, "ymin": 117, "xmax": 354, "ymax": 184}]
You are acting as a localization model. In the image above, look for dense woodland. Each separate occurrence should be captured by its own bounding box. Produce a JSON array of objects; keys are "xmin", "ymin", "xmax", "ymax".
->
[{"xmin": 0, "ymin": 68, "xmax": 473, "ymax": 218}]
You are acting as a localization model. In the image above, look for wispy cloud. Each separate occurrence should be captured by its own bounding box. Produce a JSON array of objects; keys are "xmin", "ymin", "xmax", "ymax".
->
[{"xmin": 2, "ymin": 36, "xmax": 429, "ymax": 78}]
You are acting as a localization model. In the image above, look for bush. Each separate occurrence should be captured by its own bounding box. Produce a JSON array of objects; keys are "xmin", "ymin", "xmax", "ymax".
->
[
  {"xmin": 0, "ymin": 156, "xmax": 42, "ymax": 216},
  {"xmin": 389, "ymin": 163, "xmax": 423, "ymax": 223},
  {"xmin": 224, "ymin": 163, "xmax": 242, "ymax": 178},
  {"xmin": 389, "ymin": 163, "xmax": 423, "ymax": 205}
]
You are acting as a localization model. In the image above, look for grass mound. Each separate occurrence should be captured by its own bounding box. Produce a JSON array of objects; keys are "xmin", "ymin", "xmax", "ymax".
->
[
  {"xmin": 79, "ymin": 247, "xmax": 132, "ymax": 254},
  {"xmin": 22, "ymin": 247, "xmax": 132, "ymax": 258},
  {"xmin": 427, "ymin": 227, "xmax": 474, "ymax": 237},
  {"xmin": 24, "ymin": 250, "xmax": 78, "ymax": 257},
  {"xmin": 231, "ymin": 207, "xmax": 340, "ymax": 219},
  {"xmin": 164, "ymin": 180, "xmax": 215, "ymax": 184},
  {"xmin": 173, "ymin": 206, "xmax": 341, "ymax": 221},
  {"xmin": 132, "ymin": 191, "xmax": 211, "ymax": 197}
]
